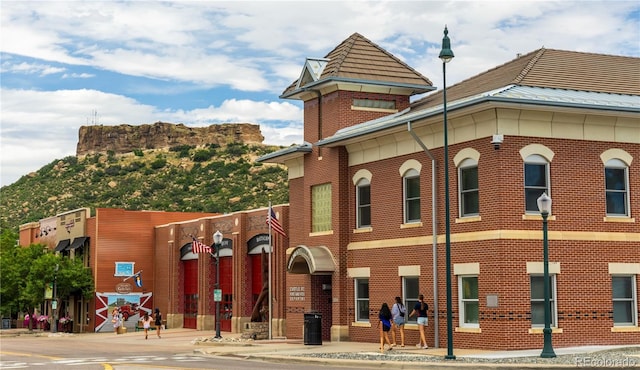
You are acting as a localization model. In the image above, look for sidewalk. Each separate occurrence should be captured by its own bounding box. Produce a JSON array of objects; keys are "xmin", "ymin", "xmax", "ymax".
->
[{"xmin": 188, "ymin": 331, "xmax": 640, "ymax": 369}]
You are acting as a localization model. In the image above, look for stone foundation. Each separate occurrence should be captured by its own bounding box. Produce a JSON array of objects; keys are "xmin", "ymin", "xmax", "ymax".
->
[{"xmin": 241, "ymin": 322, "xmax": 268, "ymax": 340}]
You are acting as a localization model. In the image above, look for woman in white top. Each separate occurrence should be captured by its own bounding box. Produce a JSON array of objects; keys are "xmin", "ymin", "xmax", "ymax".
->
[{"xmin": 391, "ymin": 296, "xmax": 406, "ymax": 347}]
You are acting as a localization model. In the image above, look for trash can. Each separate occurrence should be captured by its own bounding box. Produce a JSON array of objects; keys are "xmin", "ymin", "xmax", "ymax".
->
[
  {"xmin": 303, "ymin": 312, "xmax": 322, "ymax": 345},
  {"xmin": 2, "ymin": 318, "xmax": 10, "ymax": 329}
]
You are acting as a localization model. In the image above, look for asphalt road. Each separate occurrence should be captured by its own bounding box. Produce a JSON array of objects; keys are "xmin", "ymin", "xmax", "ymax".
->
[{"xmin": 0, "ymin": 331, "xmax": 359, "ymax": 370}]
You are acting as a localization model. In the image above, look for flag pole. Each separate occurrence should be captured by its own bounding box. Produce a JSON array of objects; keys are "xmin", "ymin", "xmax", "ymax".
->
[
  {"xmin": 268, "ymin": 200, "xmax": 273, "ymax": 340},
  {"xmin": 122, "ymin": 270, "xmax": 143, "ymax": 282}
]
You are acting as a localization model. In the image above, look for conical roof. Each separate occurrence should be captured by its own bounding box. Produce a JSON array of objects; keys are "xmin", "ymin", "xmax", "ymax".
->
[{"xmin": 281, "ymin": 33, "xmax": 433, "ymax": 98}]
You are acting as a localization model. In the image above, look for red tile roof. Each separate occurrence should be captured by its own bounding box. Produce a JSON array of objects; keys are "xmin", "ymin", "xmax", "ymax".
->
[{"xmin": 282, "ymin": 33, "xmax": 433, "ymax": 97}]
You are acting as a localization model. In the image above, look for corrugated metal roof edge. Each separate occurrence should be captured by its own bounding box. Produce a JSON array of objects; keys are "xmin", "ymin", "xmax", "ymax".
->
[
  {"xmin": 316, "ymin": 86, "xmax": 640, "ymax": 146},
  {"xmin": 257, "ymin": 142, "xmax": 313, "ymax": 163},
  {"xmin": 280, "ymin": 77, "xmax": 435, "ymax": 99}
]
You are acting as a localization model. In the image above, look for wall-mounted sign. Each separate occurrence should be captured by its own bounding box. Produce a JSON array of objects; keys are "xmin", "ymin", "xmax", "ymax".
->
[
  {"xmin": 289, "ymin": 286, "xmax": 305, "ymax": 301},
  {"xmin": 116, "ymin": 283, "xmax": 132, "ymax": 294}
]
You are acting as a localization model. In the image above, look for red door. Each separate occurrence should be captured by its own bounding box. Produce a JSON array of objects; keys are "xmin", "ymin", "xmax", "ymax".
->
[
  {"xmin": 183, "ymin": 259, "xmax": 198, "ymax": 329},
  {"xmin": 220, "ymin": 257, "xmax": 233, "ymax": 332}
]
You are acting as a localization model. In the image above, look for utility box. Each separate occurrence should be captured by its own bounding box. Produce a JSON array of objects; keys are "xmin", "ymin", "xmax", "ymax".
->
[{"xmin": 303, "ymin": 312, "xmax": 322, "ymax": 345}]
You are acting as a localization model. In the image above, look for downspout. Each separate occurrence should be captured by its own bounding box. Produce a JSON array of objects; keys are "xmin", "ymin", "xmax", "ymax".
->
[
  {"xmin": 407, "ymin": 121, "xmax": 440, "ymax": 348},
  {"xmin": 312, "ymin": 89, "xmax": 323, "ymax": 156}
]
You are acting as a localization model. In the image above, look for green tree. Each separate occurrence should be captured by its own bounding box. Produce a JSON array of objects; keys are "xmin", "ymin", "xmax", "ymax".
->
[{"xmin": 0, "ymin": 232, "xmax": 94, "ymax": 330}]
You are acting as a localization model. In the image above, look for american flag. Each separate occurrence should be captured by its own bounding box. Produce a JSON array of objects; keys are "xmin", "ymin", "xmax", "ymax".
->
[
  {"xmin": 192, "ymin": 238, "xmax": 212, "ymax": 254},
  {"xmin": 266, "ymin": 207, "xmax": 286, "ymax": 237}
]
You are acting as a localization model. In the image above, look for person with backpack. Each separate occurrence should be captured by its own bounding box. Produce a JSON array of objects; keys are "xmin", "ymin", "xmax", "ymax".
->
[
  {"xmin": 391, "ymin": 296, "xmax": 406, "ymax": 347},
  {"xmin": 409, "ymin": 294, "xmax": 429, "ymax": 349}
]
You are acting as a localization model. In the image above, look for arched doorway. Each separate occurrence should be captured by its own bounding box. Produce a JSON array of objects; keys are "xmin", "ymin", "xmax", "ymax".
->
[
  {"xmin": 216, "ymin": 239, "xmax": 233, "ymax": 332},
  {"xmin": 286, "ymin": 245, "xmax": 336, "ymax": 341},
  {"xmin": 247, "ymin": 234, "xmax": 270, "ymax": 316},
  {"xmin": 180, "ymin": 243, "xmax": 199, "ymax": 329}
]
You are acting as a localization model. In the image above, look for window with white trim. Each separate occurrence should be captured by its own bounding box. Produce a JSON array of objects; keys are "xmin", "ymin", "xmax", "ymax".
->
[
  {"xmin": 612, "ymin": 275, "xmax": 637, "ymax": 326},
  {"xmin": 605, "ymin": 159, "xmax": 630, "ymax": 217},
  {"xmin": 403, "ymin": 276, "xmax": 419, "ymax": 323},
  {"xmin": 524, "ymin": 155, "xmax": 550, "ymax": 213},
  {"xmin": 356, "ymin": 178, "xmax": 371, "ymax": 228},
  {"xmin": 459, "ymin": 275, "xmax": 479, "ymax": 327},
  {"xmin": 355, "ymin": 278, "xmax": 370, "ymax": 322},
  {"xmin": 530, "ymin": 275, "xmax": 557, "ymax": 327},
  {"xmin": 458, "ymin": 158, "xmax": 479, "ymax": 217},
  {"xmin": 403, "ymin": 169, "xmax": 420, "ymax": 223}
]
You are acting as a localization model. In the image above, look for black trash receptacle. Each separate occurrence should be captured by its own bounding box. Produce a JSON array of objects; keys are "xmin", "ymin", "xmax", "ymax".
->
[{"xmin": 303, "ymin": 312, "xmax": 322, "ymax": 345}]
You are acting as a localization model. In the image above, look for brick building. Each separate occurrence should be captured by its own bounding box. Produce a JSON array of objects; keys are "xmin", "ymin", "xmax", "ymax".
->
[
  {"xmin": 152, "ymin": 205, "xmax": 289, "ymax": 337},
  {"xmin": 258, "ymin": 33, "xmax": 639, "ymax": 349},
  {"xmin": 20, "ymin": 208, "xmax": 217, "ymax": 333}
]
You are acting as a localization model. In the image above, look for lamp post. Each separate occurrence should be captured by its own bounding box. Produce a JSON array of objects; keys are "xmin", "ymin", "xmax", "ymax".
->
[
  {"xmin": 213, "ymin": 230, "xmax": 223, "ymax": 339},
  {"xmin": 439, "ymin": 25, "xmax": 456, "ymax": 360},
  {"xmin": 537, "ymin": 193, "xmax": 556, "ymax": 358},
  {"xmin": 52, "ymin": 264, "xmax": 59, "ymax": 333}
]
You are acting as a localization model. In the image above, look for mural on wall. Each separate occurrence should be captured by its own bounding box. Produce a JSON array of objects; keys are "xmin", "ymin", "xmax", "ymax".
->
[{"xmin": 94, "ymin": 292, "xmax": 152, "ymax": 332}]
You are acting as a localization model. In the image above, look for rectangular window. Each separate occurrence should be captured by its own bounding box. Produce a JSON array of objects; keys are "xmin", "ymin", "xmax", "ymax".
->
[
  {"xmin": 356, "ymin": 182, "xmax": 371, "ymax": 228},
  {"xmin": 605, "ymin": 167, "xmax": 629, "ymax": 216},
  {"xmin": 404, "ymin": 174, "xmax": 421, "ymax": 223},
  {"xmin": 460, "ymin": 166, "xmax": 479, "ymax": 216},
  {"xmin": 312, "ymin": 183, "xmax": 332, "ymax": 232},
  {"xmin": 530, "ymin": 275, "xmax": 557, "ymax": 327},
  {"xmin": 355, "ymin": 279, "xmax": 370, "ymax": 322},
  {"xmin": 352, "ymin": 99, "xmax": 396, "ymax": 110},
  {"xmin": 612, "ymin": 276, "xmax": 637, "ymax": 326},
  {"xmin": 459, "ymin": 276, "xmax": 479, "ymax": 327},
  {"xmin": 524, "ymin": 162, "xmax": 549, "ymax": 212},
  {"xmin": 115, "ymin": 262, "xmax": 134, "ymax": 277},
  {"xmin": 403, "ymin": 276, "xmax": 419, "ymax": 323}
]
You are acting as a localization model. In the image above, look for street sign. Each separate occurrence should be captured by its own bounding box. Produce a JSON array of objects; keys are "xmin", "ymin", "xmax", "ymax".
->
[
  {"xmin": 214, "ymin": 289, "xmax": 222, "ymax": 302},
  {"xmin": 52, "ymin": 300, "xmax": 57, "ymax": 310}
]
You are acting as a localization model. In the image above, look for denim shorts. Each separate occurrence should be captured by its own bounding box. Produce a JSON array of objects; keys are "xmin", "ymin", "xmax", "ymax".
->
[
  {"xmin": 393, "ymin": 316, "xmax": 405, "ymax": 326},
  {"xmin": 417, "ymin": 317, "xmax": 428, "ymax": 326}
]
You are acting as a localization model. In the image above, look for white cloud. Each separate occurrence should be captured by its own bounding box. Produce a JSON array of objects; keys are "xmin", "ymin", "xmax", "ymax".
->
[{"xmin": 0, "ymin": 0, "xmax": 638, "ymax": 187}]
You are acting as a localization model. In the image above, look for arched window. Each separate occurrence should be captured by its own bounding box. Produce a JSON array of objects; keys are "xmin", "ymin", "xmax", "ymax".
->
[
  {"xmin": 403, "ymin": 169, "xmax": 420, "ymax": 223},
  {"xmin": 458, "ymin": 158, "xmax": 479, "ymax": 217},
  {"xmin": 605, "ymin": 159, "xmax": 630, "ymax": 217},
  {"xmin": 356, "ymin": 178, "xmax": 371, "ymax": 228},
  {"xmin": 524, "ymin": 154, "xmax": 550, "ymax": 213}
]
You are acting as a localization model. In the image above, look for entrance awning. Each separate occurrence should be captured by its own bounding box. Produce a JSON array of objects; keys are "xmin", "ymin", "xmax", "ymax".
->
[
  {"xmin": 287, "ymin": 245, "xmax": 336, "ymax": 275},
  {"xmin": 54, "ymin": 239, "xmax": 70, "ymax": 252},
  {"xmin": 68, "ymin": 236, "xmax": 89, "ymax": 250}
]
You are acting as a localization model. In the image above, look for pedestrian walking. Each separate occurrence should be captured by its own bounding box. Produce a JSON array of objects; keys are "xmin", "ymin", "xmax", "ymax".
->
[
  {"xmin": 377, "ymin": 302, "xmax": 393, "ymax": 353},
  {"xmin": 154, "ymin": 308, "xmax": 162, "ymax": 338},
  {"xmin": 409, "ymin": 294, "xmax": 429, "ymax": 348},
  {"xmin": 391, "ymin": 296, "xmax": 406, "ymax": 347},
  {"xmin": 141, "ymin": 312, "xmax": 153, "ymax": 339}
]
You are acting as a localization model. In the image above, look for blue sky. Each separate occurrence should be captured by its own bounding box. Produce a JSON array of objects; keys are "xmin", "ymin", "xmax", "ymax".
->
[{"xmin": 1, "ymin": 1, "xmax": 639, "ymax": 187}]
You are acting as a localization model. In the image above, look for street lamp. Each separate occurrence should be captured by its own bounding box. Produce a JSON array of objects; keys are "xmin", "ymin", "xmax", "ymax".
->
[
  {"xmin": 439, "ymin": 25, "xmax": 456, "ymax": 360},
  {"xmin": 52, "ymin": 264, "xmax": 59, "ymax": 333},
  {"xmin": 536, "ymin": 193, "xmax": 556, "ymax": 358},
  {"xmin": 213, "ymin": 230, "xmax": 223, "ymax": 339}
]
